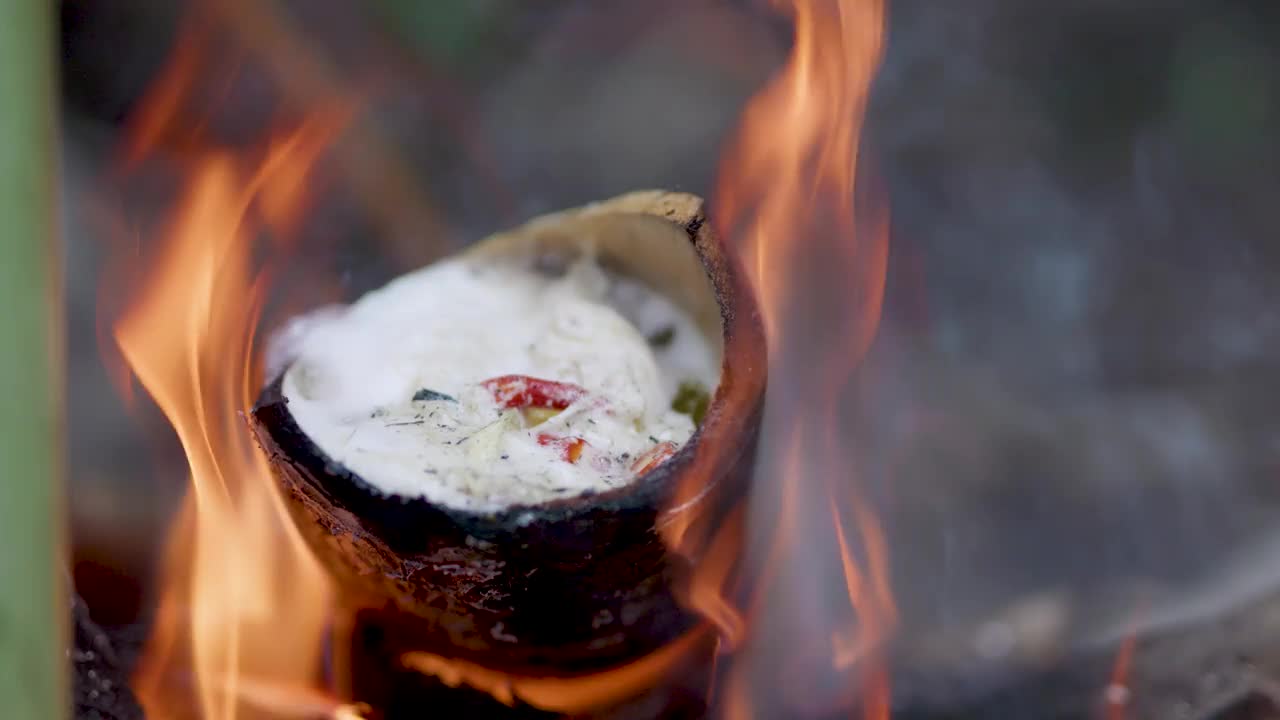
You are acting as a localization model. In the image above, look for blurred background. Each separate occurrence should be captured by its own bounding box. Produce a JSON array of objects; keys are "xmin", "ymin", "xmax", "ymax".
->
[{"xmin": 62, "ymin": 0, "xmax": 1280, "ymax": 715}]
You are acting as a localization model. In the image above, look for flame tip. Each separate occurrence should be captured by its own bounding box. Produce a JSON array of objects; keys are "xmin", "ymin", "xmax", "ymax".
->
[{"xmin": 703, "ymin": 0, "xmax": 893, "ymax": 715}]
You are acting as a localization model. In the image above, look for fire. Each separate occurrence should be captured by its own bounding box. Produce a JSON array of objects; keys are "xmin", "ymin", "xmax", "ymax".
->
[
  {"xmin": 699, "ymin": 0, "xmax": 894, "ymax": 716},
  {"xmin": 111, "ymin": 100, "xmax": 351, "ymax": 720},
  {"xmin": 107, "ymin": 0, "xmax": 892, "ymax": 715}
]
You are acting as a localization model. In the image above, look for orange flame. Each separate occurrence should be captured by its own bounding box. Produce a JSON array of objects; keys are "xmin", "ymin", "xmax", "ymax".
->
[
  {"xmin": 112, "ymin": 109, "xmax": 350, "ymax": 719},
  {"xmin": 704, "ymin": 0, "xmax": 894, "ymax": 716},
  {"xmin": 400, "ymin": 626, "xmax": 712, "ymax": 715},
  {"xmin": 109, "ymin": 0, "xmax": 892, "ymax": 715}
]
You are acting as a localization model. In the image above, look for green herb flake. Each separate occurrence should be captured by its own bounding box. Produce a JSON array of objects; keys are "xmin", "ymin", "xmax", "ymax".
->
[
  {"xmin": 646, "ymin": 325, "xmax": 676, "ymax": 348},
  {"xmin": 413, "ymin": 388, "xmax": 457, "ymax": 403},
  {"xmin": 671, "ymin": 380, "xmax": 710, "ymax": 426}
]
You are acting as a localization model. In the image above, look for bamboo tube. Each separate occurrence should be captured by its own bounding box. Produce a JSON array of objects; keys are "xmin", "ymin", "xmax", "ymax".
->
[{"xmin": 0, "ymin": 1, "xmax": 67, "ymax": 719}]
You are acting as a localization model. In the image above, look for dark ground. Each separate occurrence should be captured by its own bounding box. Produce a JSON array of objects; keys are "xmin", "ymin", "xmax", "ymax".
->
[{"xmin": 72, "ymin": 593, "xmax": 143, "ymax": 720}]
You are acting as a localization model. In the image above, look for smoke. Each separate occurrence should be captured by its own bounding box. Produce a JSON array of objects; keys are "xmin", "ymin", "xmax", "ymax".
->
[{"xmin": 854, "ymin": 0, "xmax": 1280, "ymax": 704}]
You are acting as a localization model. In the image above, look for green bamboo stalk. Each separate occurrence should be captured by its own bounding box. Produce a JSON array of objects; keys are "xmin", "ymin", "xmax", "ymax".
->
[{"xmin": 0, "ymin": 1, "xmax": 67, "ymax": 719}]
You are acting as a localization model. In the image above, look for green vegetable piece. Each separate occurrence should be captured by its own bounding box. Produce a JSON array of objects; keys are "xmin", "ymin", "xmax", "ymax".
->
[
  {"xmin": 671, "ymin": 380, "xmax": 710, "ymax": 427},
  {"xmin": 413, "ymin": 388, "xmax": 457, "ymax": 403},
  {"xmin": 646, "ymin": 326, "xmax": 676, "ymax": 348}
]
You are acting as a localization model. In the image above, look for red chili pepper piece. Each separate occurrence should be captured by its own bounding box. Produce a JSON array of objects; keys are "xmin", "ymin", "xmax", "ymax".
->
[
  {"xmin": 482, "ymin": 375, "xmax": 587, "ymax": 410},
  {"xmin": 631, "ymin": 441, "xmax": 678, "ymax": 475},
  {"xmin": 537, "ymin": 433, "xmax": 588, "ymax": 464}
]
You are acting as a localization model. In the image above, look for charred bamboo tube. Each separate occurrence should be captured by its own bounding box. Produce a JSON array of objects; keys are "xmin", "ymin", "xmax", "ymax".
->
[
  {"xmin": 0, "ymin": 2, "xmax": 67, "ymax": 718},
  {"xmin": 252, "ymin": 191, "xmax": 766, "ymax": 680}
]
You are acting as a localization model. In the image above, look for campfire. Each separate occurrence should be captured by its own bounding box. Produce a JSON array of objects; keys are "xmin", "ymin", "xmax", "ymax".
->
[
  {"xmin": 89, "ymin": 0, "xmax": 891, "ymax": 716},
  {"xmin": 52, "ymin": 1, "xmax": 1280, "ymax": 720}
]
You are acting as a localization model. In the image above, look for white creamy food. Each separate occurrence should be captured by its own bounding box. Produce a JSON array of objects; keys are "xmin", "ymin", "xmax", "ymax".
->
[{"xmin": 279, "ymin": 255, "xmax": 719, "ymax": 512}]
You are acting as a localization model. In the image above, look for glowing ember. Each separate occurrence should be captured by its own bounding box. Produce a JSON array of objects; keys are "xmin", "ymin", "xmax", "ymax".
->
[
  {"xmin": 1102, "ymin": 603, "xmax": 1145, "ymax": 720},
  {"xmin": 110, "ymin": 92, "xmax": 348, "ymax": 720},
  {"xmin": 1102, "ymin": 635, "xmax": 1136, "ymax": 720},
  {"xmin": 400, "ymin": 627, "xmax": 712, "ymax": 715},
  {"xmin": 679, "ymin": 0, "xmax": 895, "ymax": 716}
]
